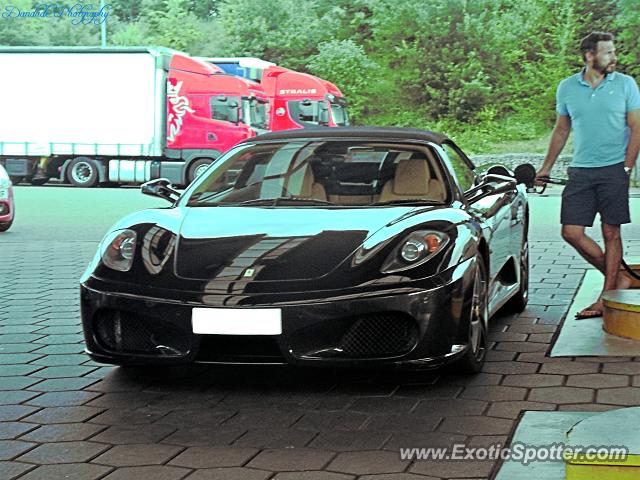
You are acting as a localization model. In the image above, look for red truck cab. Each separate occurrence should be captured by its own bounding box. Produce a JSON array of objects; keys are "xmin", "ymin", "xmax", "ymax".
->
[
  {"xmin": 165, "ymin": 54, "xmax": 270, "ymax": 181},
  {"xmin": 261, "ymin": 66, "xmax": 349, "ymax": 130},
  {"xmin": 199, "ymin": 58, "xmax": 349, "ymax": 131}
]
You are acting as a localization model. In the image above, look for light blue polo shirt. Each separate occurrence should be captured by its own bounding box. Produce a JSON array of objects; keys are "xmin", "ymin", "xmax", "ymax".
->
[{"xmin": 556, "ymin": 70, "xmax": 640, "ymax": 167}]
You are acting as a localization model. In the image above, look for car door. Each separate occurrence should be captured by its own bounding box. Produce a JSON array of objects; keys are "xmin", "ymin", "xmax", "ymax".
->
[{"xmin": 439, "ymin": 141, "xmax": 515, "ymax": 304}]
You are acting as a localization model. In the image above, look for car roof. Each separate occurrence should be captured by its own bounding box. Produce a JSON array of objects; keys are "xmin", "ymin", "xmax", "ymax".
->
[{"xmin": 245, "ymin": 127, "xmax": 450, "ymax": 146}]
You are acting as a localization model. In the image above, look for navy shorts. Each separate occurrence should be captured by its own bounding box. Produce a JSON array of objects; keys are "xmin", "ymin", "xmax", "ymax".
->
[{"xmin": 561, "ymin": 162, "xmax": 630, "ymax": 226}]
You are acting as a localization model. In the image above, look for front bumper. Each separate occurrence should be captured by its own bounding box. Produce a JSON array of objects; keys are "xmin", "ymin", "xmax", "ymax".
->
[
  {"xmin": 80, "ymin": 262, "xmax": 475, "ymax": 369},
  {"xmin": 0, "ymin": 195, "xmax": 14, "ymax": 223}
]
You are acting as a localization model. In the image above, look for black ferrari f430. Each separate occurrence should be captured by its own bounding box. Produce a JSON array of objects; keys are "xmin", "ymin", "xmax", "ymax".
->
[{"xmin": 81, "ymin": 127, "xmax": 530, "ymax": 373}]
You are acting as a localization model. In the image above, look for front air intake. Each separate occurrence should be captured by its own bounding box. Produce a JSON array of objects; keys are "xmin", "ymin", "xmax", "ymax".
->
[
  {"xmin": 338, "ymin": 312, "xmax": 418, "ymax": 357},
  {"xmin": 94, "ymin": 309, "xmax": 189, "ymax": 357}
]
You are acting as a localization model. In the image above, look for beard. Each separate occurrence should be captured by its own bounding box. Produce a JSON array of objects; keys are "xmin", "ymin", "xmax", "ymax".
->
[{"xmin": 593, "ymin": 58, "xmax": 616, "ymax": 74}]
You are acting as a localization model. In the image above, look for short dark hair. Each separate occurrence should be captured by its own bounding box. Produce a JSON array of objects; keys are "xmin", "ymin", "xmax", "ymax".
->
[{"xmin": 580, "ymin": 32, "xmax": 614, "ymax": 61}]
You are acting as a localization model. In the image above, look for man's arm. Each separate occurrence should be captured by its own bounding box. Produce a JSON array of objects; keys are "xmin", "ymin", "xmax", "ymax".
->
[
  {"xmin": 537, "ymin": 114, "xmax": 571, "ymax": 179},
  {"xmin": 625, "ymin": 109, "xmax": 640, "ymax": 170}
]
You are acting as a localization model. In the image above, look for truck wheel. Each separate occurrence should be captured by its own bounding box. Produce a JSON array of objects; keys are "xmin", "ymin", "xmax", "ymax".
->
[
  {"xmin": 68, "ymin": 157, "xmax": 98, "ymax": 188},
  {"xmin": 187, "ymin": 159, "xmax": 213, "ymax": 184}
]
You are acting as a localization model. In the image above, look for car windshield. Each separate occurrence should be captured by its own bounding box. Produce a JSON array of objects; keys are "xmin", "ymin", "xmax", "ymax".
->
[
  {"xmin": 0, "ymin": 164, "xmax": 9, "ymax": 183},
  {"xmin": 185, "ymin": 141, "xmax": 450, "ymax": 207}
]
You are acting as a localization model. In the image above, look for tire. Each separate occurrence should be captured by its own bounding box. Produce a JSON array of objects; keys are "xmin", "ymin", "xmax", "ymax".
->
[
  {"xmin": 9, "ymin": 176, "xmax": 24, "ymax": 185},
  {"xmin": 67, "ymin": 157, "xmax": 99, "ymax": 188},
  {"xmin": 31, "ymin": 177, "xmax": 48, "ymax": 186},
  {"xmin": 0, "ymin": 219, "xmax": 12, "ymax": 232},
  {"xmin": 454, "ymin": 255, "xmax": 489, "ymax": 374},
  {"xmin": 187, "ymin": 158, "xmax": 213, "ymax": 184},
  {"xmin": 504, "ymin": 237, "xmax": 529, "ymax": 313},
  {"xmin": 0, "ymin": 205, "xmax": 14, "ymax": 232}
]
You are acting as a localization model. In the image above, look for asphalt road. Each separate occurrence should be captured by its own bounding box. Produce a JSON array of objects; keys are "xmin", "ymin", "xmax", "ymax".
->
[
  {"xmin": 2, "ymin": 185, "xmax": 166, "ymax": 243},
  {"xmin": 2, "ymin": 184, "xmax": 640, "ymax": 479}
]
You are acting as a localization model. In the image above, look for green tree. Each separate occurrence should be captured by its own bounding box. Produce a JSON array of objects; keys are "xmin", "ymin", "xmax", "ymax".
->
[
  {"xmin": 144, "ymin": 0, "xmax": 203, "ymax": 51},
  {"xmin": 0, "ymin": 0, "xmax": 46, "ymax": 45},
  {"xmin": 109, "ymin": 19, "xmax": 150, "ymax": 46},
  {"xmin": 308, "ymin": 39, "xmax": 379, "ymax": 122},
  {"xmin": 614, "ymin": 0, "xmax": 640, "ymax": 78},
  {"xmin": 218, "ymin": 0, "xmax": 341, "ymax": 69}
]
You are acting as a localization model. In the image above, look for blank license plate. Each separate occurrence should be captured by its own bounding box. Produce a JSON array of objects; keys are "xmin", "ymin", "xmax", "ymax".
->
[{"xmin": 192, "ymin": 308, "xmax": 282, "ymax": 335}]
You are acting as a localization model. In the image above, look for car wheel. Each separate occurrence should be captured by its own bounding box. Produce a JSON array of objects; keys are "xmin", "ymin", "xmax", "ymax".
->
[
  {"xmin": 504, "ymin": 238, "xmax": 529, "ymax": 313},
  {"xmin": 67, "ymin": 157, "xmax": 99, "ymax": 188},
  {"xmin": 187, "ymin": 158, "xmax": 213, "ymax": 184},
  {"xmin": 455, "ymin": 255, "xmax": 488, "ymax": 373},
  {"xmin": 0, "ymin": 220, "xmax": 12, "ymax": 232}
]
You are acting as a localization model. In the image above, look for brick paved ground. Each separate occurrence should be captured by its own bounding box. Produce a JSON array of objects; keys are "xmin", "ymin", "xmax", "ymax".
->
[{"xmin": 2, "ymin": 239, "xmax": 640, "ymax": 480}]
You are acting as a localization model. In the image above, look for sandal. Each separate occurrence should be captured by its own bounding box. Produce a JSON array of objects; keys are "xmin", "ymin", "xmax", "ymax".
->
[{"xmin": 575, "ymin": 303, "xmax": 603, "ymax": 320}]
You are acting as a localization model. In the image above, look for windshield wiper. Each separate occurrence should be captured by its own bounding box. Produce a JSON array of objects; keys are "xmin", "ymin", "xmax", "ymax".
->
[{"xmin": 369, "ymin": 199, "xmax": 440, "ymax": 206}]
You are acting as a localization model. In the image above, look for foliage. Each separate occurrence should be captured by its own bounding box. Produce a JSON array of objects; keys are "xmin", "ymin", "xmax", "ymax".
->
[
  {"xmin": 144, "ymin": 0, "xmax": 202, "ymax": 51},
  {"xmin": 0, "ymin": 0, "xmax": 637, "ymax": 150},
  {"xmin": 307, "ymin": 39, "xmax": 379, "ymax": 122},
  {"xmin": 217, "ymin": 0, "xmax": 341, "ymax": 69}
]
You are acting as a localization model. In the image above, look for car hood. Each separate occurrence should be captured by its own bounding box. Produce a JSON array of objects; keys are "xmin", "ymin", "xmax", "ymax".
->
[{"xmin": 175, "ymin": 206, "xmax": 418, "ymax": 281}]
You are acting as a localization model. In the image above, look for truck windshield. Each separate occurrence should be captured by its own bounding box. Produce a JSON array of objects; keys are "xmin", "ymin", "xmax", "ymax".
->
[
  {"xmin": 287, "ymin": 100, "xmax": 330, "ymax": 127},
  {"xmin": 331, "ymin": 101, "xmax": 350, "ymax": 126},
  {"xmin": 243, "ymin": 98, "xmax": 269, "ymax": 131},
  {"xmin": 210, "ymin": 96, "xmax": 240, "ymax": 123}
]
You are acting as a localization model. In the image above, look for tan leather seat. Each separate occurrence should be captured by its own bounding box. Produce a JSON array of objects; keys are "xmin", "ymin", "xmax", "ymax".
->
[
  {"xmin": 379, "ymin": 158, "xmax": 444, "ymax": 202},
  {"xmin": 300, "ymin": 165, "xmax": 327, "ymax": 201}
]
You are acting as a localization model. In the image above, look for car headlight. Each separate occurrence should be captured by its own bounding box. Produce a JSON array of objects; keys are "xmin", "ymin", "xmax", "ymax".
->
[
  {"xmin": 381, "ymin": 230, "xmax": 450, "ymax": 274},
  {"xmin": 100, "ymin": 229, "xmax": 137, "ymax": 272}
]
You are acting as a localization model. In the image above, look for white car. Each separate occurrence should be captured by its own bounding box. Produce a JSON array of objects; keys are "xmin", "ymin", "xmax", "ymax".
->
[{"xmin": 0, "ymin": 164, "xmax": 15, "ymax": 232}]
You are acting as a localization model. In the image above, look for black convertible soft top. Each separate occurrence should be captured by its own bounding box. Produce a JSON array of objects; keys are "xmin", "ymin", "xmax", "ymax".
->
[{"xmin": 245, "ymin": 126, "xmax": 449, "ymax": 146}]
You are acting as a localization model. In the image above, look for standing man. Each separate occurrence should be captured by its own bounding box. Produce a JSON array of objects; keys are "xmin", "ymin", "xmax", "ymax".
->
[{"xmin": 537, "ymin": 31, "xmax": 640, "ymax": 319}]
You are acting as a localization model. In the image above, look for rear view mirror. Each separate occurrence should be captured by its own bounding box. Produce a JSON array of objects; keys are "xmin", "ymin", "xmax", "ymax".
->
[{"xmin": 141, "ymin": 178, "xmax": 180, "ymax": 204}]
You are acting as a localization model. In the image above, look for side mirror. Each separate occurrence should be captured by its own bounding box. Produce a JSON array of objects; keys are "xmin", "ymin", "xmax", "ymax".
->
[
  {"xmin": 141, "ymin": 178, "xmax": 180, "ymax": 204},
  {"xmin": 319, "ymin": 107, "xmax": 330, "ymax": 126},
  {"xmin": 513, "ymin": 163, "xmax": 537, "ymax": 189},
  {"xmin": 228, "ymin": 101, "xmax": 239, "ymax": 124},
  {"xmin": 464, "ymin": 174, "xmax": 516, "ymax": 204}
]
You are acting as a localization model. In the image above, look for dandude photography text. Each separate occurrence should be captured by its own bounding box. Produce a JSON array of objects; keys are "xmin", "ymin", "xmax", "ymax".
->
[
  {"xmin": 1, "ymin": 3, "xmax": 111, "ymax": 25},
  {"xmin": 400, "ymin": 442, "xmax": 629, "ymax": 466}
]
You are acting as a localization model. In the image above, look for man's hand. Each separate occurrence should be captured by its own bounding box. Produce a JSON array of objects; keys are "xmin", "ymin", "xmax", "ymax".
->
[
  {"xmin": 539, "ymin": 115, "xmax": 571, "ymax": 186},
  {"xmin": 535, "ymin": 168, "xmax": 551, "ymax": 186}
]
